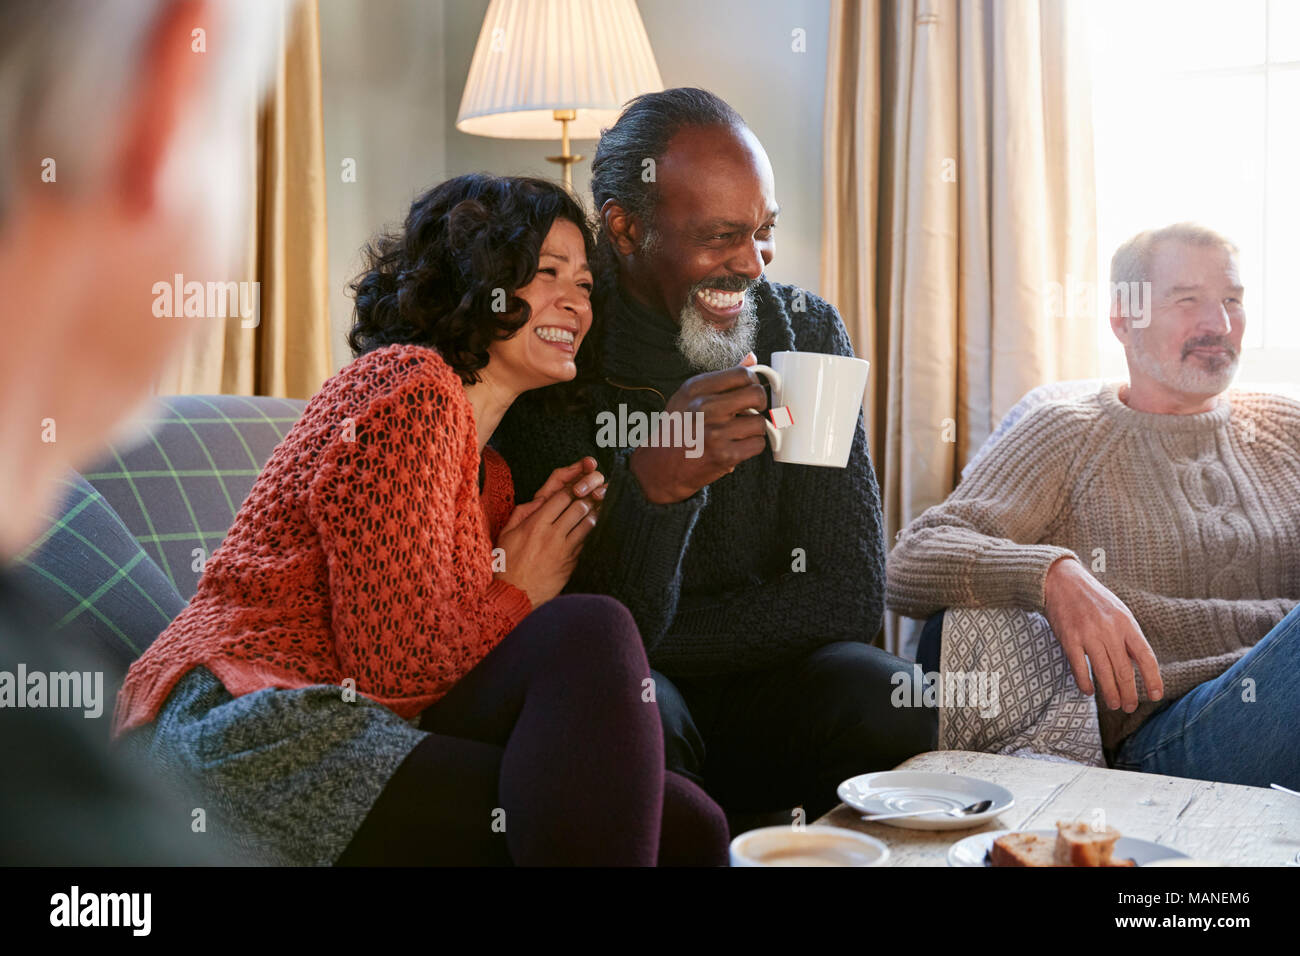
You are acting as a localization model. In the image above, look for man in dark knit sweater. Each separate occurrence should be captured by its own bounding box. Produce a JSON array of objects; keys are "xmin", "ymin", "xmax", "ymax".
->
[{"xmin": 493, "ymin": 89, "xmax": 934, "ymax": 820}]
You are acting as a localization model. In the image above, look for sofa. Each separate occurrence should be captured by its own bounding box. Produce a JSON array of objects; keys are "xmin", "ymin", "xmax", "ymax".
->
[
  {"xmin": 5, "ymin": 382, "xmax": 1110, "ymax": 762},
  {"xmin": 8, "ymin": 394, "xmax": 307, "ymax": 740},
  {"xmin": 14, "ymin": 380, "xmax": 1296, "ymax": 756}
]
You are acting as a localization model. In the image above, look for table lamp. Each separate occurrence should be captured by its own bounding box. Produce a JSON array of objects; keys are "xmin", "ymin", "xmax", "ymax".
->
[{"xmin": 456, "ymin": 0, "xmax": 664, "ymax": 189}]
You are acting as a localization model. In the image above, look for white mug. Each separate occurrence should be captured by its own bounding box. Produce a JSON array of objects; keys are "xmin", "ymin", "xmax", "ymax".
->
[
  {"xmin": 729, "ymin": 825, "xmax": 890, "ymax": 867},
  {"xmin": 747, "ymin": 351, "xmax": 870, "ymax": 468}
]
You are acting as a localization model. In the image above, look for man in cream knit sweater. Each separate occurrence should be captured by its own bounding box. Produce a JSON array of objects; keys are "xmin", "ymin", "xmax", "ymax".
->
[{"xmin": 887, "ymin": 223, "xmax": 1299, "ymax": 788}]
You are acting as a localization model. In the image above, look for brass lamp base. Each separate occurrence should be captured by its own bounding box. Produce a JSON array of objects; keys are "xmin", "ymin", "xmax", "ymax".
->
[{"xmin": 546, "ymin": 109, "xmax": 583, "ymax": 191}]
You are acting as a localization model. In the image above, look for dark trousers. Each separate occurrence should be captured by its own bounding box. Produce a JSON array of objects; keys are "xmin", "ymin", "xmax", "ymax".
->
[
  {"xmin": 652, "ymin": 641, "xmax": 938, "ymax": 821},
  {"xmin": 337, "ymin": 595, "xmax": 729, "ymax": 866}
]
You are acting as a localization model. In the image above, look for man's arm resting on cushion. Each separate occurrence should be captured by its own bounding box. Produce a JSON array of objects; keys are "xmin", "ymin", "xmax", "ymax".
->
[{"xmin": 885, "ymin": 401, "xmax": 1084, "ymax": 619}]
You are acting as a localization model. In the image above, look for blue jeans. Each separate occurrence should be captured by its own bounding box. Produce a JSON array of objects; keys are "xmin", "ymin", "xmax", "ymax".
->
[{"xmin": 1114, "ymin": 602, "xmax": 1300, "ymax": 789}]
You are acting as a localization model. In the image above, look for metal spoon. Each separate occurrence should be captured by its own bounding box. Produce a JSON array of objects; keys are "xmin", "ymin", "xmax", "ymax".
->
[{"xmin": 859, "ymin": 799, "xmax": 994, "ymax": 823}]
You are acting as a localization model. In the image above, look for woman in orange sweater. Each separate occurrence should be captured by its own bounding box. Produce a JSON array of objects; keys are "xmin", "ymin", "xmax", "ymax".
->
[{"xmin": 112, "ymin": 174, "xmax": 728, "ymax": 866}]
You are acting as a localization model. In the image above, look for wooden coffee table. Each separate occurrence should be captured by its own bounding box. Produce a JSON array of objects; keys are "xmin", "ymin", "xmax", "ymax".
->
[{"xmin": 814, "ymin": 750, "xmax": 1300, "ymax": 866}]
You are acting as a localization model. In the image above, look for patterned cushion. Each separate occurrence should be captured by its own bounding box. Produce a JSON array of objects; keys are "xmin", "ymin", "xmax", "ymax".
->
[
  {"xmin": 939, "ymin": 606, "xmax": 1104, "ymax": 767},
  {"xmin": 6, "ymin": 472, "xmax": 186, "ymax": 714},
  {"xmin": 81, "ymin": 395, "xmax": 306, "ymax": 602}
]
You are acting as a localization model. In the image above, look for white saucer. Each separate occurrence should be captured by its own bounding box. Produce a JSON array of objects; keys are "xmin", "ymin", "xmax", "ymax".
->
[
  {"xmin": 837, "ymin": 771, "xmax": 1014, "ymax": 831},
  {"xmin": 947, "ymin": 828, "xmax": 1191, "ymax": 867}
]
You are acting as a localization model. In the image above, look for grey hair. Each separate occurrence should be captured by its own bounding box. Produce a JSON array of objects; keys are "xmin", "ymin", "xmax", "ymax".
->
[
  {"xmin": 590, "ymin": 88, "xmax": 745, "ymax": 232},
  {"xmin": 1110, "ymin": 222, "xmax": 1240, "ymax": 290},
  {"xmin": 0, "ymin": 0, "xmax": 281, "ymax": 223}
]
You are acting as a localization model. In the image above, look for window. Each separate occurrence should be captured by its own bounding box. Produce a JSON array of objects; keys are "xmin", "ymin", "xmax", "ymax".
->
[{"xmin": 1089, "ymin": 0, "xmax": 1299, "ymax": 389}]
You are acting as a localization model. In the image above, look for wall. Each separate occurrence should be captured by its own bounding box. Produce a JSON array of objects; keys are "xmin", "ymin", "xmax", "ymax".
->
[
  {"xmin": 321, "ymin": 0, "xmax": 831, "ymax": 372},
  {"xmin": 319, "ymin": 0, "xmax": 451, "ymax": 371}
]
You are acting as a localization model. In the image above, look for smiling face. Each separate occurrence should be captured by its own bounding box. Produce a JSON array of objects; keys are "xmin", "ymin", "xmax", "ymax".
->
[
  {"xmin": 486, "ymin": 217, "xmax": 593, "ymax": 391},
  {"xmin": 1114, "ymin": 238, "xmax": 1245, "ymax": 407},
  {"xmin": 616, "ymin": 123, "xmax": 778, "ymax": 369}
]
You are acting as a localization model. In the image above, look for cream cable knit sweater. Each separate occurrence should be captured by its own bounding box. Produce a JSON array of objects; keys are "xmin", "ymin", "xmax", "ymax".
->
[{"xmin": 886, "ymin": 382, "xmax": 1300, "ymax": 750}]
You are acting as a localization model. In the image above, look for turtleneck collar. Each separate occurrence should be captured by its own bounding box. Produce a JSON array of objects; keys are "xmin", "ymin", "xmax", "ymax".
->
[
  {"xmin": 1100, "ymin": 381, "xmax": 1233, "ymax": 432},
  {"xmin": 602, "ymin": 284, "xmax": 697, "ymax": 399}
]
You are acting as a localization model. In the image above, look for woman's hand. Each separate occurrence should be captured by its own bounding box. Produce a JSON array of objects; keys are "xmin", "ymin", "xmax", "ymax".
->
[
  {"xmin": 495, "ymin": 457, "xmax": 607, "ymax": 607},
  {"xmin": 527, "ymin": 456, "xmax": 607, "ymax": 507}
]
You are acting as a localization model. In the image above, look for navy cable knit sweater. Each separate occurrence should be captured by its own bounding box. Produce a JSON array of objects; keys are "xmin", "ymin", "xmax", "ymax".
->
[{"xmin": 491, "ymin": 276, "xmax": 886, "ymax": 677}]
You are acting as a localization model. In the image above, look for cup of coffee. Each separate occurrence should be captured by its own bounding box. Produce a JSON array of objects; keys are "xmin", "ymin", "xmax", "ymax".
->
[
  {"xmin": 747, "ymin": 351, "xmax": 870, "ymax": 467},
  {"xmin": 729, "ymin": 825, "xmax": 890, "ymax": 867}
]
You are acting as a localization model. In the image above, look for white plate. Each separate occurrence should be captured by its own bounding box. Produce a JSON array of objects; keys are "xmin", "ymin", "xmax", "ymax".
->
[
  {"xmin": 837, "ymin": 771, "xmax": 1015, "ymax": 831},
  {"xmin": 947, "ymin": 829, "xmax": 1192, "ymax": 867}
]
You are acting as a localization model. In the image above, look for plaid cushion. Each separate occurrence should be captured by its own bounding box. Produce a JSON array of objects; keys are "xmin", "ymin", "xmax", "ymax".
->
[
  {"xmin": 81, "ymin": 395, "xmax": 306, "ymax": 602},
  {"xmin": 6, "ymin": 472, "xmax": 186, "ymax": 719}
]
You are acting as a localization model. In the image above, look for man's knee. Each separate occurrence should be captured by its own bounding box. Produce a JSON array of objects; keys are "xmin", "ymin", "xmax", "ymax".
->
[
  {"xmin": 798, "ymin": 641, "xmax": 938, "ymax": 757},
  {"xmin": 649, "ymin": 670, "xmax": 706, "ymax": 785}
]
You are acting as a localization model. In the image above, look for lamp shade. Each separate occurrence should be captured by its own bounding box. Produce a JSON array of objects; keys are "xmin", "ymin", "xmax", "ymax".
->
[{"xmin": 456, "ymin": 0, "xmax": 664, "ymax": 140}]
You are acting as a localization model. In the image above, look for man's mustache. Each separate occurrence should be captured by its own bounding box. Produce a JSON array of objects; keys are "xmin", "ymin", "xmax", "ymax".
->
[
  {"xmin": 690, "ymin": 276, "xmax": 757, "ymax": 295},
  {"xmin": 1182, "ymin": 336, "xmax": 1237, "ymax": 359}
]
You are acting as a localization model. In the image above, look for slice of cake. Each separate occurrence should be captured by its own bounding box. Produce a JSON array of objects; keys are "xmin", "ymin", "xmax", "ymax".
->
[
  {"xmin": 988, "ymin": 822, "xmax": 1138, "ymax": 867},
  {"xmin": 990, "ymin": 831, "xmax": 1057, "ymax": 866},
  {"xmin": 1054, "ymin": 821, "xmax": 1122, "ymax": 866}
]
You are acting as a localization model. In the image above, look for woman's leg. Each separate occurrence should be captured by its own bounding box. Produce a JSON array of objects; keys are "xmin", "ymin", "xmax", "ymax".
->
[
  {"xmin": 659, "ymin": 771, "xmax": 729, "ymax": 866},
  {"xmin": 334, "ymin": 732, "xmax": 510, "ymax": 865},
  {"xmin": 340, "ymin": 594, "xmax": 680, "ymax": 865},
  {"xmin": 338, "ymin": 750, "xmax": 731, "ymax": 867}
]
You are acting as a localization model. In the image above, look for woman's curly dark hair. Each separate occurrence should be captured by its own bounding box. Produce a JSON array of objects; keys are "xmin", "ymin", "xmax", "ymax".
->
[{"xmin": 347, "ymin": 173, "xmax": 600, "ymax": 394}]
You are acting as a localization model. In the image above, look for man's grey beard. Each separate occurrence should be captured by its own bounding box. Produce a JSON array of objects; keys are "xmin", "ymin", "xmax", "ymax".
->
[
  {"xmin": 637, "ymin": 225, "xmax": 759, "ymax": 370},
  {"xmin": 676, "ymin": 290, "xmax": 759, "ymax": 371},
  {"xmin": 1129, "ymin": 328, "xmax": 1239, "ymax": 397}
]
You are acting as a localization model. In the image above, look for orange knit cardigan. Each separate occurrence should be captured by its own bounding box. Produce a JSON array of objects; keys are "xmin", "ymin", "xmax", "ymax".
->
[{"xmin": 112, "ymin": 344, "xmax": 533, "ymax": 737}]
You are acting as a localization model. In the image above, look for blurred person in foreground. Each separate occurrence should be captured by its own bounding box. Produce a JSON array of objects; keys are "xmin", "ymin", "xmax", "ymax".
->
[{"xmin": 0, "ymin": 0, "xmax": 279, "ymax": 863}]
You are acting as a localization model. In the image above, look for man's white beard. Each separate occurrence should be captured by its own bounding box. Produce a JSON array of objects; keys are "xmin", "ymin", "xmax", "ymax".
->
[
  {"xmin": 676, "ymin": 292, "xmax": 759, "ymax": 371},
  {"xmin": 1129, "ymin": 330, "xmax": 1239, "ymax": 397}
]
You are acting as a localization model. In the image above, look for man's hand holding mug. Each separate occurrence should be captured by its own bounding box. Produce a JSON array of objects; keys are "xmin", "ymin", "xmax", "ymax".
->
[
  {"xmin": 629, "ymin": 349, "xmax": 872, "ymax": 504},
  {"xmin": 629, "ymin": 353, "xmax": 770, "ymax": 504}
]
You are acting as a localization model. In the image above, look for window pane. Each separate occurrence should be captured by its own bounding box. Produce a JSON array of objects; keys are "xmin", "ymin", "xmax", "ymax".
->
[
  {"xmin": 1266, "ymin": 68, "xmax": 1300, "ymax": 347},
  {"xmin": 1094, "ymin": 0, "xmax": 1265, "ymax": 72},
  {"xmin": 1268, "ymin": 0, "xmax": 1300, "ymax": 62}
]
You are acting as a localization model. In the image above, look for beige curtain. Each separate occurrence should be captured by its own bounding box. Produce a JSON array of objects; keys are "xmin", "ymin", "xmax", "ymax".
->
[
  {"xmin": 156, "ymin": 0, "xmax": 331, "ymax": 398},
  {"xmin": 822, "ymin": 0, "xmax": 1098, "ymax": 655}
]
